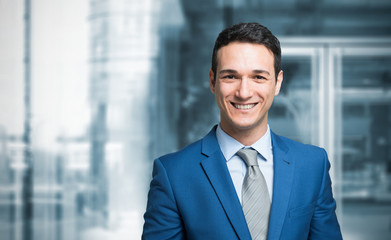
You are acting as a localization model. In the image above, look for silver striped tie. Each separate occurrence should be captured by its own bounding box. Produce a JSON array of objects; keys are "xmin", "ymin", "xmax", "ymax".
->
[{"xmin": 237, "ymin": 148, "xmax": 271, "ymax": 240}]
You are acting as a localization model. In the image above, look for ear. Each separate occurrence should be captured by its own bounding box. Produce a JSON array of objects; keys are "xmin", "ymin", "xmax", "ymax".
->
[
  {"xmin": 209, "ymin": 68, "xmax": 216, "ymax": 94},
  {"xmin": 274, "ymin": 70, "xmax": 283, "ymax": 96}
]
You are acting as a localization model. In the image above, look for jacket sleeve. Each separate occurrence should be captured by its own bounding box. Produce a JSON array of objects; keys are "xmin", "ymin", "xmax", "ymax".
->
[
  {"xmin": 142, "ymin": 158, "xmax": 185, "ymax": 240},
  {"xmin": 308, "ymin": 149, "xmax": 343, "ymax": 240}
]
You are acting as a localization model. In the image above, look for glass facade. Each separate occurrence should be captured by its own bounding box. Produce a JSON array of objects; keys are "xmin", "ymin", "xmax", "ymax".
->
[
  {"xmin": 335, "ymin": 48, "xmax": 391, "ymax": 240},
  {"xmin": 269, "ymin": 52, "xmax": 318, "ymax": 145},
  {"xmin": 1, "ymin": 0, "xmax": 391, "ymax": 239}
]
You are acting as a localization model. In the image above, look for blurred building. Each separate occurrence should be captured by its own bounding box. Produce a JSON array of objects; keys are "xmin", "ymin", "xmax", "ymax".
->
[{"xmin": 0, "ymin": 0, "xmax": 390, "ymax": 240}]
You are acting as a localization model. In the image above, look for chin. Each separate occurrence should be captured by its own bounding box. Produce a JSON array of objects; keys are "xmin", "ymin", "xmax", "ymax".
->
[{"xmin": 231, "ymin": 121, "xmax": 259, "ymax": 131}]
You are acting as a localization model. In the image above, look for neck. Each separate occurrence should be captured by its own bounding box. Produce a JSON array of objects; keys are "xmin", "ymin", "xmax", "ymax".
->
[{"xmin": 220, "ymin": 123, "xmax": 268, "ymax": 146}]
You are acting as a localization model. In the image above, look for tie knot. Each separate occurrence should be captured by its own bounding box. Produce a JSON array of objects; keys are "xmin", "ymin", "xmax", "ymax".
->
[{"xmin": 237, "ymin": 148, "xmax": 258, "ymax": 167}]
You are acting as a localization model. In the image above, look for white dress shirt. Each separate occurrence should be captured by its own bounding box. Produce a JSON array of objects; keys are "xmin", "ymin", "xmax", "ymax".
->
[{"xmin": 216, "ymin": 124, "xmax": 274, "ymax": 204}]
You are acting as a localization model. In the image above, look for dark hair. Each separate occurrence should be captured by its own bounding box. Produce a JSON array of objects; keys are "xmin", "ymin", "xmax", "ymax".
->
[{"xmin": 211, "ymin": 22, "xmax": 281, "ymax": 80}]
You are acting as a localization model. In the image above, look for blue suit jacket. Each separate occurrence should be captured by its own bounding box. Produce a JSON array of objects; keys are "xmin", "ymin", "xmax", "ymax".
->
[{"xmin": 142, "ymin": 126, "xmax": 342, "ymax": 240}]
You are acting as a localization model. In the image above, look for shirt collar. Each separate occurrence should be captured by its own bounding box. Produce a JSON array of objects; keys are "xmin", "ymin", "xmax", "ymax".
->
[
  {"xmin": 216, "ymin": 124, "xmax": 273, "ymax": 162},
  {"xmin": 251, "ymin": 126, "xmax": 272, "ymax": 162}
]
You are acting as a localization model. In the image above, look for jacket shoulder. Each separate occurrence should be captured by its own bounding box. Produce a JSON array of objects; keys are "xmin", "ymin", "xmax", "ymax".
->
[
  {"xmin": 274, "ymin": 133, "xmax": 326, "ymax": 156},
  {"xmin": 157, "ymin": 138, "xmax": 204, "ymax": 168}
]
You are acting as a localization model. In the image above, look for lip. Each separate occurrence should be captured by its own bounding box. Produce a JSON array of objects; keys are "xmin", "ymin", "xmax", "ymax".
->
[{"xmin": 231, "ymin": 102, "xmax": 257, "ymax": 110}]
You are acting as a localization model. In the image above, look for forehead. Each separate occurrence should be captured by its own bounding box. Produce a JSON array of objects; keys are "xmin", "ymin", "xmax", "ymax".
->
[{"xmin": 216, "ymin": 42, "xmax": 274, "ymax": 70}]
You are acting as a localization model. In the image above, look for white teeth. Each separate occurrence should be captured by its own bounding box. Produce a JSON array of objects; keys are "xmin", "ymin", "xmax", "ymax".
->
[{"xmin": 234, "ymin": 104, "xmax": 255, "ymax": 110}]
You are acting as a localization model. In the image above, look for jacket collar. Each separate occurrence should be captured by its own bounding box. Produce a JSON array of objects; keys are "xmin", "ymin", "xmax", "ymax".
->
[
  {"xmin": 200, "ymin": 126, "xmax": 252, "ymax": 240},
  {"xmin": 200, "ymin": 126, "xmax": 294, "ymax": 240},
  {"xmin": 267, "ymin": 131, "xmax": 294, "ymax": 239}
]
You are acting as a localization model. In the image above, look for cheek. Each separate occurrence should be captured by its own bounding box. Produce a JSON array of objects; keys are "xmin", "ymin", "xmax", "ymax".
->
[
  {"xmin": 215, "ymin": 85, "xmax": 231, "ymax": 99},
  {"xmin": 262, "ymin": 84, "xmax": 277, "ymax": 97},
  {"xmin": 214, "ymin": 87, "xmax": 226, "ymax": 106}
]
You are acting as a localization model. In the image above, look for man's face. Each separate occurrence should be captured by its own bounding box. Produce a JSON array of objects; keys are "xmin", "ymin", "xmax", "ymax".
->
[{"xmin": 209, "ymin": 42, "xmax": 283, "ymax": 139}]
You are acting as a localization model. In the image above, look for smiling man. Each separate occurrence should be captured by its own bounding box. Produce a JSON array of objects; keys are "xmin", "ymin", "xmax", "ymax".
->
[
  {"xmin": 210, "ymin": 41, "xmax": 283, "ymax": 146},
  {"xmin": 142, "ymin": 23, "xmax": 342, "ymax": 240}
]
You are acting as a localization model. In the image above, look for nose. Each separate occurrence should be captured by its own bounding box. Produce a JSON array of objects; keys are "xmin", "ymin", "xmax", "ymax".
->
[{"xmin": 235, "ymin": 77, "xmax": 253, "ymax": 99}]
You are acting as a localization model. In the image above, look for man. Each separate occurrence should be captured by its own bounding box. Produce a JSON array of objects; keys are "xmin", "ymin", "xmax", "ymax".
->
[{"xmin": 142, "ymin": 22, "xmax": 342, "ymax": 240}]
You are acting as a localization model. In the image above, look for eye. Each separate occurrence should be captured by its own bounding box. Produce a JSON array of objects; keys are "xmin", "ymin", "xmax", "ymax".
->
[
  {"xmin": 222, "ymin": 75, "xmax": 236, "ymax": 79},
  {"xmin": 254, "ymin": 75, "xmax": 266, "ymax": 80}
]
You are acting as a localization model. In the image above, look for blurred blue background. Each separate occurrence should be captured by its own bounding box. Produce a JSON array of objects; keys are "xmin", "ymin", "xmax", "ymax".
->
[{"xmin": 0, "ymin": 0, "xmax": 390, "ymax": 239}]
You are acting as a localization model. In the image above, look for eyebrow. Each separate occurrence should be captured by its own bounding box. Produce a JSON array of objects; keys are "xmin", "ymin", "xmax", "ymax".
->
[
  {"xmin": 219, "ymin": 69, "xmax": 270, "ymax": 76},
  {"xmin": 219, "ymin": 69, "xmax": 237, "ymax": 75},
  {"xmin": 253, "ymin": 69, "xmax": 270, "ymax": 76}
]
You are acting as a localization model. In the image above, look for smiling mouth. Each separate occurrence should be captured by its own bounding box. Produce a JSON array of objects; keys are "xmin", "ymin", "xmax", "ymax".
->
[{"xmin": 232, "ymin": 103, "xmax": 256, "ymax": 110}]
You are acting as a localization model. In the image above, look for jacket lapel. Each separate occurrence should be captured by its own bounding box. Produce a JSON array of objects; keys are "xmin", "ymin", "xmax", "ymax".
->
[
  {"xmin": 267, "ymin": 131, "xmax": 294, "ymax": 239},
  {"xmin": 200, "ymin": 127, "xmax": 251, "ymax": 240}
]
